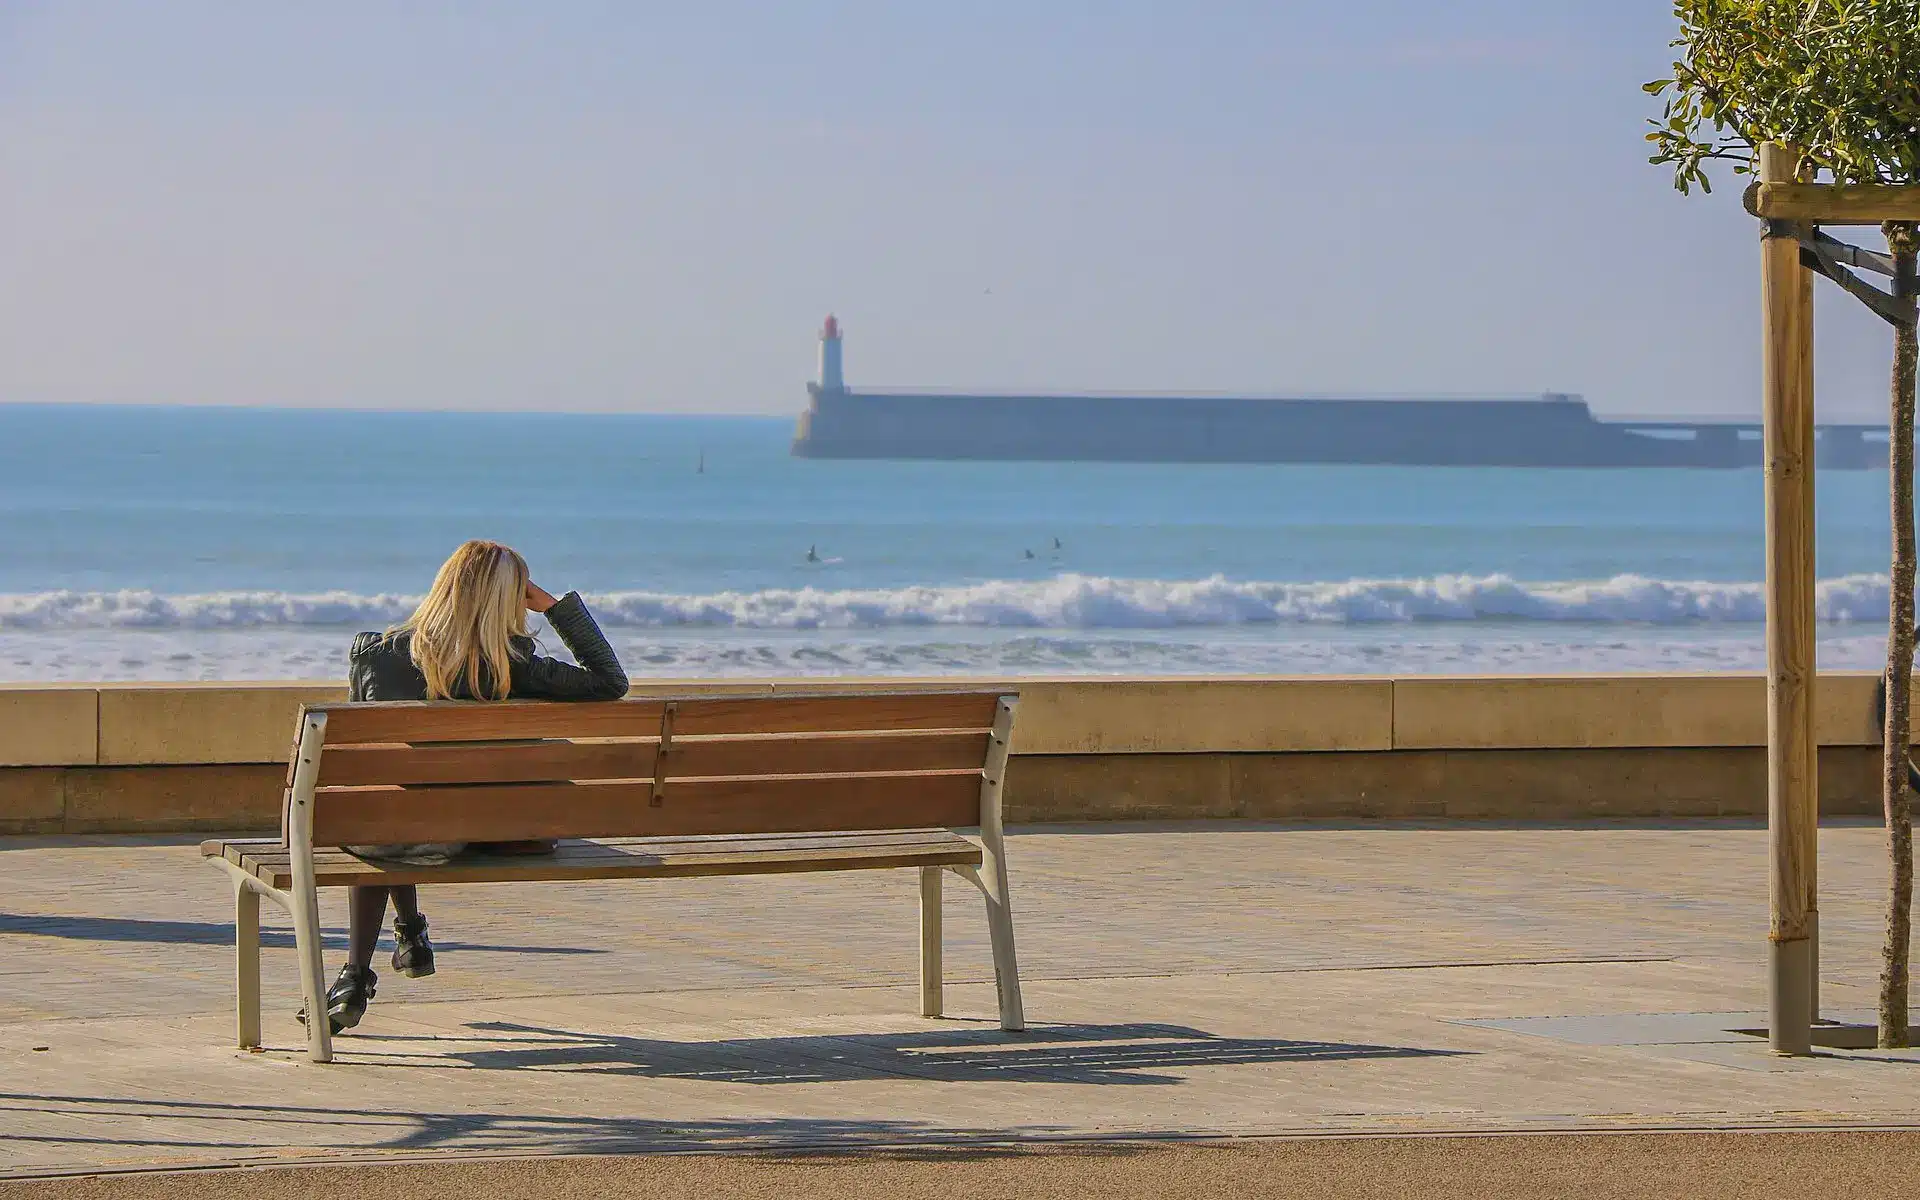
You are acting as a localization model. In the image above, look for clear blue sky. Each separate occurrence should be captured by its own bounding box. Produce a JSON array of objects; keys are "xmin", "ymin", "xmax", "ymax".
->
[{"xmin": 0, "ymin": 2, "xmax": 1897, "ymax": 417}]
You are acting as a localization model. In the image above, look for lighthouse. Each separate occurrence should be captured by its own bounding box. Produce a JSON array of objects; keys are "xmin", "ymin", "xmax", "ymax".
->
[{"xmin": 818, "ymin": 314, "xmax": 845, "ymax": 393}]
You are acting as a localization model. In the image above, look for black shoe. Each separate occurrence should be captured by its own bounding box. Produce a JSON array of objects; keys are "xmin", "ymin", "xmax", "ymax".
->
[
  {"xmin": 392, "ymin": 913, "xmax": 436, "ymax": 979},
  {"xmin": 296, "ymin": 964, "xmax": 377, "ymax": 1034}
]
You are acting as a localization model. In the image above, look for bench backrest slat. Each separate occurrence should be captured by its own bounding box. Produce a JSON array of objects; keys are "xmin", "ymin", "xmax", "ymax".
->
[
  {"xmin": 314, "ymin": 729, "xmax": 993, "ymax": 789},
  {"xmin": 309, "ymin": 772, "xmax": 984, "ymax": 845},
  {"xmin": 291, "ymin": 690, "xmax": 1011, "ymax": 847},
  {"xmin": 317, "ymin": 701, "xmax": 667, "ymax": 745},
  {"xmin": 664, "ymin": 693, "xmax": 997, "ymax": 736},
  {"xmin": 315, "ymin": 692, "xmax": 997, "ymax": 746},
  {"xmin": 664, "ymin": 730, "xmax": 990, "ymax": 779}
]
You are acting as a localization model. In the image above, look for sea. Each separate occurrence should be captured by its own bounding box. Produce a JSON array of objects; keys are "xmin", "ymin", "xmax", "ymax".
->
[{"xmin": 0, "ymin": 403, "xmax": 1905, "ymax": 683}]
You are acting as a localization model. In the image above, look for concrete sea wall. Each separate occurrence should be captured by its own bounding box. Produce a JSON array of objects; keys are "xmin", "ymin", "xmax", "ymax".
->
[{"xmin": 0, "ymin": 674, "xmax": 1906, "ymax": 835}]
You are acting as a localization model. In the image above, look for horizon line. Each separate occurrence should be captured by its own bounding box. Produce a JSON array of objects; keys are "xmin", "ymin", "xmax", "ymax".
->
[
  {"xmin": 0, "ymin": 398, "xmax": 799, "ymax": 419},
  {"xmin": 0, "ymin": 396, "xmax": 1902, "ymax": 428}
]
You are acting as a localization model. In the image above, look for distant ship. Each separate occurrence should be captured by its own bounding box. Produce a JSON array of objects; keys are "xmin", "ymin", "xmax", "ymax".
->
[{"xmin": 790, "ymin": 317, "xmax": 1885, "ymax": 469}]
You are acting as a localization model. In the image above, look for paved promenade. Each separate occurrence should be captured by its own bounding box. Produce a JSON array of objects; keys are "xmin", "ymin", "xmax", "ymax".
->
[{"xmin": 2, "ymin": 821, "xmax": 1918, "ymax": 1183}]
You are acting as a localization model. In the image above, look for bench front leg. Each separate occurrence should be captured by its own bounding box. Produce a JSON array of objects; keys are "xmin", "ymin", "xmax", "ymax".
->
[
  {"xmin": 287, "ymin": 711, "xmax": 334, "ymax": 1063},
  {"xmin": 919, "ymin": 865, "xmax": 943, "ymax": 1018},
  {"xmin": 976, "ymin": 861, "xmax": 1024, "ymax": 1031},
  {"xmin": 234, "ymin": 879, "xmax": 262, "ymax": 1050},
  {"xmin": 976, "ymin": 696, "xmax": 1025, "ymax": 1032},
  {"xmin": 290, "ymin": 874, "xmax": 331, "ymax": 1063},
  {"xmin": 951, "ymin": 864, "xmax": 1023, "ymax": 1031}
]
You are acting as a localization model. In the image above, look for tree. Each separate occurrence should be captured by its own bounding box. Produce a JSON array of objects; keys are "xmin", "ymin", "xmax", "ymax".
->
[{"xmin": 1646, "ymin": 0, "xmax": 1920, "ymax": 1049}]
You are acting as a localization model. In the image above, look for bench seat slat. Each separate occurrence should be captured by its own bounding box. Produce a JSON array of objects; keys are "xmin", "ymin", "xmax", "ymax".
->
[
  {"xmin": 202, "ymin": 827, "xmax": 979, "ymax": 861},
  {"xmin": 201, "ymin": 830, "xmax": 983, "ymax": 889},
  {"xmin": 200, "ymin": 827, "xmax": 978, "ymax": 860},
  {"xmin": 309, "ymin": 771, "xmax": 984, "ymax": 845},
  {"xmin": 234, "ymin": 837, "xmax": 977, "ymax": 874}
]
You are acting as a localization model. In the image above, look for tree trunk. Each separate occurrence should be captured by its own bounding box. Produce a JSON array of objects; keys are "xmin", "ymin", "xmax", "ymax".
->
[{"xmin": 1883, "ymin": 220, "xmax": 1918, "ymax": 1050}]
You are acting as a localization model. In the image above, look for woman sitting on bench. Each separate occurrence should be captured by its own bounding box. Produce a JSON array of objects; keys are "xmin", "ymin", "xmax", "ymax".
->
[{"xmin": 300, "ymin": 538, "xmax": 629, "ymax": 1035}]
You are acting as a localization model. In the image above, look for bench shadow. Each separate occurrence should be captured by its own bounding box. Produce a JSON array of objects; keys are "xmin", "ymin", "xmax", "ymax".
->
[
  {"xmin": 380, "ymin": 1019, "xmax": 1467, "ymax": 1085},
  {"xmin": 0, "ymin": 912, "xmax": 602, "ymax": 956}
]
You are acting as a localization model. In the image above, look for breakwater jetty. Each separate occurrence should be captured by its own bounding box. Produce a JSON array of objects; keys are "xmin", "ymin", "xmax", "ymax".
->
[{"xmin": 790, "ymin": 317, "xmax": 1885, "ymax": 467}]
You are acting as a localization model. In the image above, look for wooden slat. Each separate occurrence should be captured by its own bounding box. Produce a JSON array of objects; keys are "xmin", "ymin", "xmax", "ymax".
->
[
  {"xmin": 203, "ymin": 828, "xmax": 969, "ymax": 861},
  {"xmin": 233, "ymin": 829, "xmax": 975, "ymax": 865},
  {"xmin": 317, "ymin": 740, "xmax": 660, "ymax": 787},
  {"xmin": 664, "ymin": 731, "xmax": 989, "ymax": 779},
  {"xmin": 312, "ymin": 700, "xmax": 667, "ymax": 745},
  {"xmin": 308, "ymin": 771, "xmax": 984, "ymax": 845},
  {"xmin": 236, "ymin": 834, "xmax": 978, "ymax": 877},
  {"xmin": 666, "ymin": 693, "xmax": 1001, "ymax": 737},
  {"xmin": 312, "ymin": 730, "xmax": 989, "ymax": 787},
  {"xmin": 307, "ymin": 691, "xmax": 1006, "ymax": 747},
  {"xmin": 224, "ymin": 831, "xmax": 983, "ymax": 889},
  {"xmin": 1746, "ymin": 180, "xmax": 1920, "ymax": 225}
]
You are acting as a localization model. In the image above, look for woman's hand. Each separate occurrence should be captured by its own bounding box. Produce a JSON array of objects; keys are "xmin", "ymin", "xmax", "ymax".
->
[{"xmin": 525, "ymin": 581, "xmax": 559, "ymax": 614}]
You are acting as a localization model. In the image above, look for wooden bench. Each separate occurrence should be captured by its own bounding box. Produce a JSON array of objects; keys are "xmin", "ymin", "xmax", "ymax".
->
[{"xmin": 201, "ymin": 689, "xmax": 1022, "ymax": 1063}]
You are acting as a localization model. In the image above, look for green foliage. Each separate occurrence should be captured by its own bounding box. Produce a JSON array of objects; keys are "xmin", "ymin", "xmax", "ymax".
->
[{"xmin": 1646, "ymin": 0, "xmax": 1920, "ymax": 193}]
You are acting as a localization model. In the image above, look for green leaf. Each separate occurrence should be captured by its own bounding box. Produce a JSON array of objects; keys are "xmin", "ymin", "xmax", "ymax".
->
[{"xmin": 1640, "ymin": 0, "xmax": 1920, "ymax": 195}]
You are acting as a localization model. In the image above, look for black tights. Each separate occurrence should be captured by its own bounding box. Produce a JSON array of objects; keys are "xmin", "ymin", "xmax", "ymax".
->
[{"xmin": 345, "ymin": 885, "xmax": 421, "ymax": 972}]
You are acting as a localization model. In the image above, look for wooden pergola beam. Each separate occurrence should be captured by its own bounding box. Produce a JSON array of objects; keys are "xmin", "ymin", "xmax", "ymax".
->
[{"xmin": 1746, "ymin": 181, "xmax": 1920, "ymax": 224}]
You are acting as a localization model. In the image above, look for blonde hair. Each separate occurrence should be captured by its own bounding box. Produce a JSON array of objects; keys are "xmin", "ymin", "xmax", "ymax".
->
[{"xmin": 392, "ymin": 540, "xmax": 530, "ymax": 701}]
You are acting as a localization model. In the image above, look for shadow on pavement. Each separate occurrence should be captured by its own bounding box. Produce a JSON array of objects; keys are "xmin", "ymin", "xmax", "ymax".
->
[
  {"xmin": 398, "ymin": 1019, "xmax": 1468, "ymax": 1085},
  {"xmin": 0, "ymin": 1090, "xmax": 1145, "ymax": 1162},
  {"xmin": 0, "ymin": 912, "xmax": 601, "ymax": 956}
]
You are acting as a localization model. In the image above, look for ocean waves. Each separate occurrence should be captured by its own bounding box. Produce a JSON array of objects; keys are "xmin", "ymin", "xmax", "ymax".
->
[{"xmin": 0, "ymin": 572, "xmax": 1898, "ymax": 631}]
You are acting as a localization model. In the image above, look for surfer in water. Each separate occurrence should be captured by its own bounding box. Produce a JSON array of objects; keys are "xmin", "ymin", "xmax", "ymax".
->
[{"xmin": 806, "ymin": 544, "xmax": 820, "ymax": 564}]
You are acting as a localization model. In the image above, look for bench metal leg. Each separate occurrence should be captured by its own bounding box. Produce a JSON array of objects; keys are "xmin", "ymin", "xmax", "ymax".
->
[
  {"xmin": 977, "ymin": 862, "xmax": 1025, "ymax": 1031},
  {"xmin": 287, "ymin": 712, "xmax": 334, "ymax": 1063},
  {"xmin": 234, "ymin": 880, "xmax": 262, "ymax": 1050},
  {"xmin": 919, "ymin": 866, "xmax": 943, "ymax": 1017},
  {"xmin": 290, "ymin": 878, "xmax": 332, "ymax": 1063},
  {"xmin": 974, "ymin": 696, "xmax": 1025, "ymax": 1032},
  {"xmin": 952, "ymin": 863, "xmax": 1024, "ymax": 1031}
]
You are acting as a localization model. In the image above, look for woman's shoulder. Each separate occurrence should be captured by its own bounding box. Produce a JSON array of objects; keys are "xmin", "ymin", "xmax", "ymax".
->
[
  {"xmin": 351, "ymin": 630, "xmax": 405, "ymax": 661},
  {"xmin": 348, "ymin": 629, "xmax": 429, "ymax": 702}
]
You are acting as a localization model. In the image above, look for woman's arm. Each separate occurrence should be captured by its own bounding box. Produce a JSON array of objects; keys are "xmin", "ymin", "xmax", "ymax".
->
[{"xmin": 514, "ymin": 586, "xmax": 629, "ymax": 701}]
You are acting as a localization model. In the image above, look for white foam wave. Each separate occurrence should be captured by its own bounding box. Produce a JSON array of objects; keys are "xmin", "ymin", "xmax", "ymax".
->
[
  {"xmin": 0, "ymin": 590, "xmax": 419, "ymax": 631},
  {"xmin": 0, "ymin": 573, "xmax": 1897, "ymax": 631}
]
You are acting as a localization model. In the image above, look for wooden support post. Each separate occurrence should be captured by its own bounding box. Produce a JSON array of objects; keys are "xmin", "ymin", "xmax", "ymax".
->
[{"xmin": 1760, "ymin": 142, "xmax": 1819, "ymax": 1056}]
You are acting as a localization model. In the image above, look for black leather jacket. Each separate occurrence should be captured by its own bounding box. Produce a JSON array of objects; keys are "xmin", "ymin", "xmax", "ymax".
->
[{"xmin": 348, "ymin": 591, "xmax": 628, "ymax": 703}]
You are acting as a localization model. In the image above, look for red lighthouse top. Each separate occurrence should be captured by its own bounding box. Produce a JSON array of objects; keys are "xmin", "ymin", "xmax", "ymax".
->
[{"xmin": 822, "ymin": 314, "xmax": 841, "ymax": 340}]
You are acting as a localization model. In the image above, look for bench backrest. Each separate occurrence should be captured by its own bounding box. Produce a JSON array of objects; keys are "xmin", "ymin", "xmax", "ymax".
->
[{"xmin": 283, "ymin": 691, "xmax": 1016, "ymax": 848}]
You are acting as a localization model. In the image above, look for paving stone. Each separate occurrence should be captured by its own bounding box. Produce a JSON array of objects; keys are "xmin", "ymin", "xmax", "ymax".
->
[{"xmin": 1, "ymin": 820, "xmax": 1917, "ymax": 1178}]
